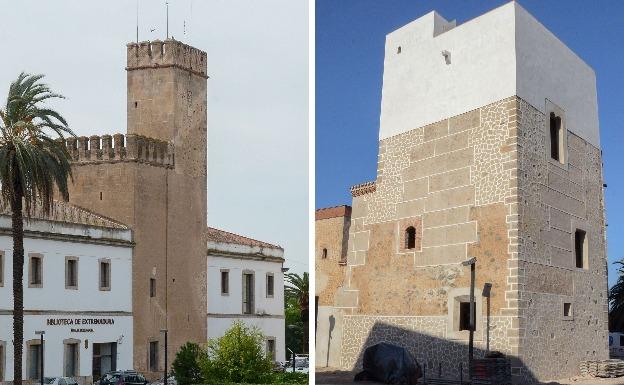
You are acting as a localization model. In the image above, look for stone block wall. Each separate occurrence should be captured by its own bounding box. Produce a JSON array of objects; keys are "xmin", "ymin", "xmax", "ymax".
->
[
  {"xmin": 315, "ymin": 206, "xmax": 351, "ymax": 306},
  {"xmin": 514, "ymin": 98, "xmax": 608, "ymax": 381},
  {"xmin": 336, "ymin": 96, "xmax": 522, "ymax": 373}
]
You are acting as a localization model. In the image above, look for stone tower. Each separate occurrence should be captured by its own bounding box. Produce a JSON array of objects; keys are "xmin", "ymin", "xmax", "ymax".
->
[
  {"xmin": 324, "ymin": 3, "xmax": 608, "ymax": 384},
  {"xmin": 65, "ymin": 39, "xmax": 207, "ymax": 375}
]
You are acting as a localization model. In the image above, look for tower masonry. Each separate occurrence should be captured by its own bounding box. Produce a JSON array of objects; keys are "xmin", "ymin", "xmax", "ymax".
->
[
  {"xmin": 65, "ymin": 39, "xmax": 208, "ymax": 376},
  {"xmin": 321, "ymin": 2, "xmax": 608, "ymax": 384}
]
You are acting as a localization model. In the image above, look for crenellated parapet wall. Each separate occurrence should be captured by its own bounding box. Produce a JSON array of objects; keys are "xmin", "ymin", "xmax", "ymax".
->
[
  {"xmin": 66, "ymin": 133, "xmax": 174, "ymax": 168},
  {"xmin": 126, "ymin": 39, "xmax": 208, "ymax": 78}
]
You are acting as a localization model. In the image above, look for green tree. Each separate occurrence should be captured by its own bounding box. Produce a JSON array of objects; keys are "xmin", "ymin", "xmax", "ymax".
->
[
  {"xmin": 285, "ymin": 272, "xmax": 308, "ymax": 355},
  {"xmin": 610, "ymin": 260, "xmax": 624, "ymax": 331},
  {"xmin": 172, "ymin": 342, "xmax": 205, "ymax": 385},
  {"xmin": 200, "ymin": 321, "xmax": 273, "ymax": 384},
  {"xmin": 0, "ymin": 73, "xmax": 74, "ymax": 385}
]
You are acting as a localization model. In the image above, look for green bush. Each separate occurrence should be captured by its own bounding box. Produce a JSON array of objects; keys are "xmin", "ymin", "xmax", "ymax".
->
[
  {"xmin": 200, "ymin": 321, "xmax": 273, "ymax": 384},
  {"xmin": 172, "ymin": 342, "xmax": 205, "ymax": 385}
]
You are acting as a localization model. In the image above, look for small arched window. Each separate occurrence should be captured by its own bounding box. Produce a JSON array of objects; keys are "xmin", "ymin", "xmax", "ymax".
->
[
  {"xmin": 322, "ymin": 248, "xmax": 328, "ymax": 259},
  {"xmin": 405, "ymin": 226, "xmax": 416, "ymax": 249}
]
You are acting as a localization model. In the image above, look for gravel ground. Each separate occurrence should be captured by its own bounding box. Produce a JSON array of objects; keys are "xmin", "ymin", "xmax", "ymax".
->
[{"xmin": 314, "ymin": 368, "xmax": 624, "ymax": 385}]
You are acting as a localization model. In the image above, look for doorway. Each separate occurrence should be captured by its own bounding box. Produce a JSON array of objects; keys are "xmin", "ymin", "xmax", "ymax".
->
[{"xmin": 92, "ymin": 343, "xmax": 117, "ymax": 378}]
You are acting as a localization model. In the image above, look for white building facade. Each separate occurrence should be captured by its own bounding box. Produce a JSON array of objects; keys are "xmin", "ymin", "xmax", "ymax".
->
[
  {"xmin": 0, "ymin": 202, "xmax": 133, "ymax": 384},
  {"xmin": 207, "ymin": 228, "xmax": 286, "ymax": 363}
]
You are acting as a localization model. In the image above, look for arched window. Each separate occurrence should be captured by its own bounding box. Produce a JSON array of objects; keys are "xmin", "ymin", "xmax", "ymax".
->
[
  {"xmin": 405, "ymin": 226, "xmax": 416, "ymax": 249},
  {"xmin": 322, "ymin": 248, "xmax": 328, "ymax": 259}
]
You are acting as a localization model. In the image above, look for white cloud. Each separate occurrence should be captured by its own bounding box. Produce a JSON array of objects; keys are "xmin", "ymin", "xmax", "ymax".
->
[{"xmin": 0, "ymin": 0, "xmax": 309, "ymax": 273}]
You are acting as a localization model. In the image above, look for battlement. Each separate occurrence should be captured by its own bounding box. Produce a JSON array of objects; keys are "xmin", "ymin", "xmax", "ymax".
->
[
  {"xmin": 66, "ymin": 134, "xmax": 174, "ymax": 167},
  {"xmin": 126, "ymin": 39, "xmax": 207, "ymax": 78}
]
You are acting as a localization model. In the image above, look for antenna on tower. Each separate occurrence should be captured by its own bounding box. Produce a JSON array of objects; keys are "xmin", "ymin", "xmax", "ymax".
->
[
  {"xmin": 136, "ymin": 0, "xmax": 139, "ymax": 42},
  {"xmin": 166, "ymin": 1, "xmax": 169, "ymax": 39}
]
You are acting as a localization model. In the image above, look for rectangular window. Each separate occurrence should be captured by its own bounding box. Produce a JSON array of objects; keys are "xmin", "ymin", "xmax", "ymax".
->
[
  {"xmin": 459, "ymin": 302, "xmax": 471, "ymax": 331},
  {"xmin": 266, "ymin": 274, "xmax": 274, "ymax": 298},
  {"xmin": 221, "ymin": 270, "xmax": 229, "ymax": 295},
  {"xmin": 563, "ymin": 302, "xmax": 572, "ymax": 317},
  {"xmin": 150, "ymin": 278, "xmax": 156, "ymax": 298},
  {"xmin": 242, "ymin": 273, "xmax": 254, "ymax": 315},
  {"xmin": 66, "ymin": 258, "xmax": 78, "ymax": 289},
  {"xmin": 550, "ymin": 112, "xmax": 562, "ymax": 161},
  {"xmin": 99, "ymin": 260, "xmax": 111, "ymax": 290},
  {"xmin": 575, "ymin": 229, "xmax": 587, "ymax": 269},
  {"xmin": 0, "ymin": 252, "xmax": 4, "ymax": 286},
  {"xmin": 620, "ymin": 335, "xmax": 624, "ymax": 347},
  {"xmin": 64, "ymin": 343, "xmax": 79, "ymax": 376},
  {"xmin": 0, "ymin": 342, "xmax": 4, "ymax": 381},
  {"xmin": 266, "ymin": 338, "xmax": 276, "ymax": 361},
  {"xmin": 149, "ymin": 341, "xmax": 158, "ymax": 371},
  {"xmin": 29, "ymin": 255, "xmax": 43, "ymax": 287},
  {"xmin": 27, "ymin": 343, "xmax": 42, "ymax": 380}
]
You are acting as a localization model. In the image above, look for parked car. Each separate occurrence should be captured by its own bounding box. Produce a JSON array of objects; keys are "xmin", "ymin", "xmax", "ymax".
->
[
  {"xmin": 284, "ymin": 355, "xmax": 309, "ymax": 374},
  {"xmin": 44, "ymin": 378, "xmax": 78, "ymax": 385},
  {"xmin": 97, "ymin": 371, "xmax": 149, "ymax": 385}
]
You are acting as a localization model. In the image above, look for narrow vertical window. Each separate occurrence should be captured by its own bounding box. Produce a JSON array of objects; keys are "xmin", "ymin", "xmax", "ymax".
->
[
  {"xmin": 266, "ymin": 338, "xmax": 276, "ymax": 361},
  {"xmin": 149, "ymin": 341, "xmax": 158, "ymax": 371},
  {"xmin": 266, "ymin": 274, "xmax": 274, "ymax": 298},
  {"xmin": 405, "ymin": 226, "xmax": 416, "ymax": 249},
  {"xmin": 459, "ymin": 302, "xmax": 471, "ymax": 331},
  {"xmin": 221, "ymin": 270, "xmax": 229, "ymax": 295},
  {"xmin": 575, "ymin": 229, "xmax": 587, "ymax": 269},
  {"xmin": 563, "ymin": 302, "xmax": 572, "ymax": 317},
  {"xmin": 27, "ymin": 343, "xmax": 42, "ymax": 379},
  {"xmin": 99, "ymin": 259, "xmax": 111, "ymax": 290},
  {"xmin": 322, "ymin": 248, "xmax": 328, "ymax": 259},
  {"xmin": 0, "ymin": 341, "xmax": 5, "ymax": 381},
  {"xmin": 243, "ymin": 273, "xmax": 255, "ymax": 314},
  {"xmin": 150, "ymin": 278, "xmax": 156, "ymax": 298},
  {"xmin": 66, "ymin": 258, "xmax": 78, "ymax": 289},
  {"xmin": 0, "ymin": 252, "xmax": 4, "ymax": 286},
  {"xmin": 550, "ymin": 112, "xmax": 562, "ymax": 162},
  {"xmin": 64, "ymin": 341, "xmax": 79, "ymax": 376},
  {"xmin": 29, "ymin": 255, "xmax": 43, "ymax": 287}
]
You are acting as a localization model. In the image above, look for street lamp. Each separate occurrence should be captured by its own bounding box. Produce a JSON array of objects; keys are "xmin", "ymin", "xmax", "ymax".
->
[
  {"xmin": 287, "ymin": 348, "xmax": 295, "ymax": 373},
  {"xmin": 35, "ymin": 331, "xmax": 45, "ymax": 385},
  {"xmin": 461, "ymin": 257, "xmax": 477, "ymax": 376},
  {"xmin": 160, "ymin": 329, "xmax": 168, "ymax": 385}
]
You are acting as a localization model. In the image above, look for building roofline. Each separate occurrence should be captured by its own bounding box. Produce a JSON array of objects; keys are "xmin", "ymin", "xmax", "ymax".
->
[{"xmin": 315, "ymin": 205, "xmax": 352, "ymax": 221}]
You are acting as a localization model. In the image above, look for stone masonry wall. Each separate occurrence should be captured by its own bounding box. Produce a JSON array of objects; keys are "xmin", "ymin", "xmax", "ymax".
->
[
  {"xmin": 316, "ymin": 209, "xmax": 350, "ymax": 306},
  {"xmin": 337, "ymin": 97, "xmax": 522, "ymax": 372},
  {"xmin": 515, "ymin": 98, "xmax": 608, "ymax": 382}
]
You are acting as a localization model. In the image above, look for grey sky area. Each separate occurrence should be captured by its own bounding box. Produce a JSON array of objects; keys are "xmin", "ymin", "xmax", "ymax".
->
[{"xmin": 0, "ymin": 0, "xmax": 309, "ymax": 273}]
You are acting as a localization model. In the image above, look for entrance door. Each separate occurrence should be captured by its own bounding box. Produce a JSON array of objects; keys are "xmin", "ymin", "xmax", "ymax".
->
[{"xmin": 92, "ymin": 343, "xmax": 117, "ymax": 378}]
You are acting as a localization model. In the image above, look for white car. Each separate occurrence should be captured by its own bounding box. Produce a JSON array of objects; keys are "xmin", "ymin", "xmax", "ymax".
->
[
  {"xmin": 285, "ymin": 356, "xmax": 309, "ymax": 374},
  {"xmin": 44, "ymin": 378, "xmax": 78, "ymax": 385},
  {"xmin": 150, "ymin": 375, "xmax": 177, "ymax": 385}
]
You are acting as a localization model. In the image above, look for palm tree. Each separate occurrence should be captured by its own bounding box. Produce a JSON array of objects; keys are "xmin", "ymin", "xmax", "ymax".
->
[
  {"xmin": 285, "ymin": 272, "xmax": 309, "ymax": 353},
  {"xmin": 610, "ymin": 261, "xmax": 624, "ymax": 332},
  {"xmin": 0, "ymin": 73, "xmax": 74, "ymax": 385}
]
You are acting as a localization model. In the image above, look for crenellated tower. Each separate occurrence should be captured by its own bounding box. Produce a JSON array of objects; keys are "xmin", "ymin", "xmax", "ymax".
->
[{"xmin": 66, "ymin": 39, "xmax": 208, "ymax": 376}]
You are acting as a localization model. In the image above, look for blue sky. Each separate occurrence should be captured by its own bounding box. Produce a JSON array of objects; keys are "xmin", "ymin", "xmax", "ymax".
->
[{"xmin": 315, "ymin": 0, "xmax": 624, "ymax": 286}]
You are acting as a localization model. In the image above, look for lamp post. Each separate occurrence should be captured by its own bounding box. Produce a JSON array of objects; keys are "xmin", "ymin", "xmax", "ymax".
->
[
  {"xmin": 461, "ymin": 257, "xmax": 477, "ymax": 377},
  {"xmin": 287, "ymin": 348, "xmax": 295, "ymax": 373},
  {"xmin": 160, "ymin": 329, "xmax": 168, "ymax": 385},
  {"xmin": 35, "ymin": 331, "xmax": 45, "ymax": 385},
  {"xmin": 482, "ymin": 283, "xmax": 492, "ymax": 353}
]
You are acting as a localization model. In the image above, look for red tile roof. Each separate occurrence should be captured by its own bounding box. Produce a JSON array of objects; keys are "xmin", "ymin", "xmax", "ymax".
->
[{"xmin": 207, "ymin": 227, "xmax": 282, "ymax": 250}]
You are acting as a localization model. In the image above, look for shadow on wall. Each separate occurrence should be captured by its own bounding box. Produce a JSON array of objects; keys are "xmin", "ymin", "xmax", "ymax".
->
[{"xmin": 346, "ymin": 321, "xmax": 549, "ymax": 385}]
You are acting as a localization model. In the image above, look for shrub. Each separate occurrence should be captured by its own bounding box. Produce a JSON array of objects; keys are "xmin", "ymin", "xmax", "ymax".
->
[
  {"xmin": 200, "ymin": 321, "xmax": 273, "ymax": 384},
  {"xmin": 172, "ymin": 342, "xmax": 205, "ymax": 385}
]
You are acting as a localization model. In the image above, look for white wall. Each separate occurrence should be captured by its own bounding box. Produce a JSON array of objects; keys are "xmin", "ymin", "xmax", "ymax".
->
[
  {"xmin": 0, "ymin": 236, "xmax": 132, "ymax": 312},
  {"xmin": 0, "ymin": 315, "xmax": 133, "ymax": 381},
  {"xmin": 207, "ymin": 256, "xmax": 284, "ymax": 317},
  {"xmin": 0, "ymin": 233, "xmax": 133, "ymax": 381},
  {"xmin": 207, "ymin": 254, "xmax": 285, "ymax": 362},
  {"xmin": 380, "ymin": 4, "xmax": 516, "ymax": 140},
  {"xmin": 515, "ymin": 3, "xmax": 599, "ymax": 147},
  {"xmin": 379, "ymin": 2, "xmax": 599, "ymax": 148}
]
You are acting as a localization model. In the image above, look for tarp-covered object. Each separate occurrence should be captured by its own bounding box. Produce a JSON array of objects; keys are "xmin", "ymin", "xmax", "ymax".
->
[{"xmin": 354, "ymin": 342, "xmax": 422, "ymax": 385}]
